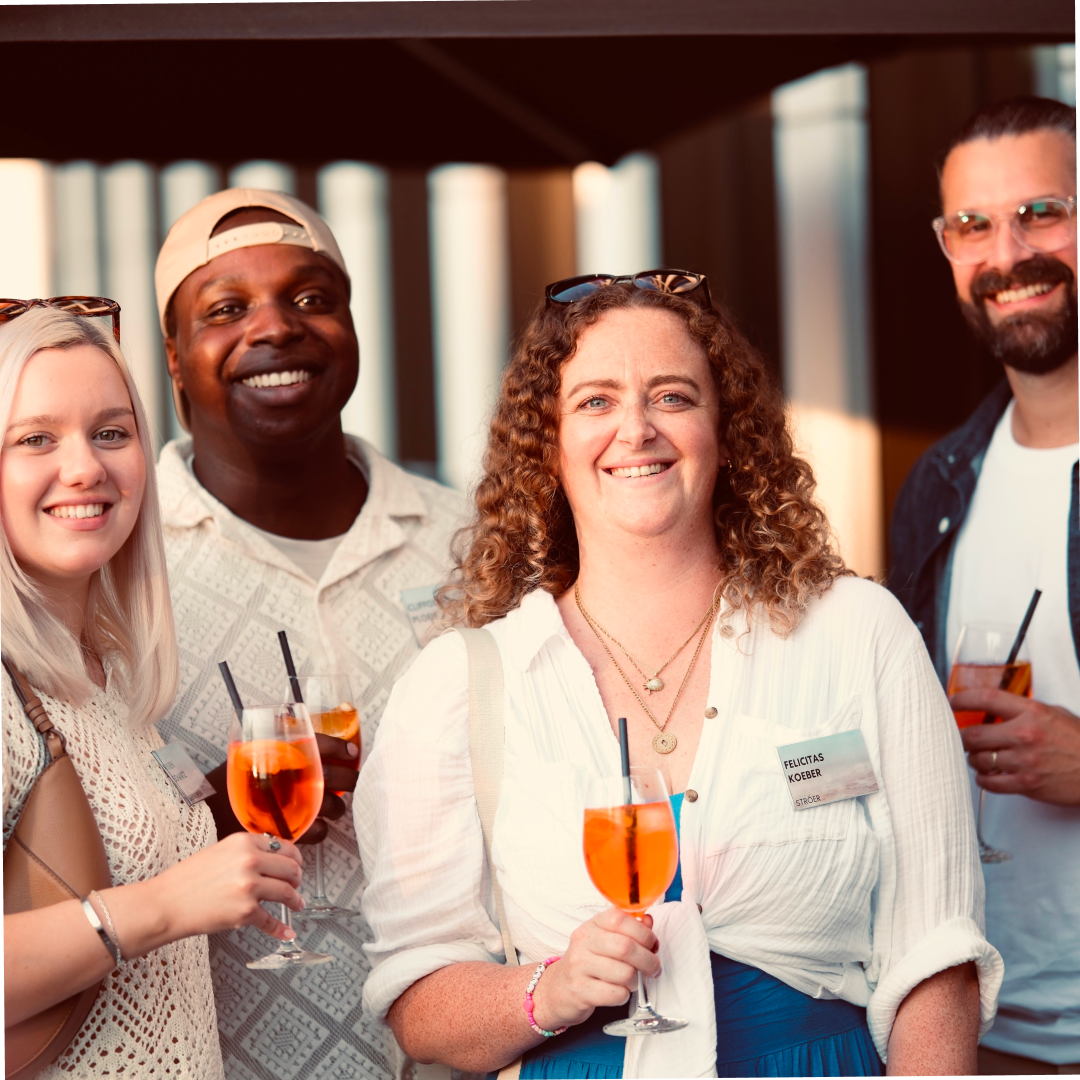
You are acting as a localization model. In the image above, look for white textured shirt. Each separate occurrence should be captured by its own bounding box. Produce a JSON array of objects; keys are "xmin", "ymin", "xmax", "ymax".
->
[
  {"xmin": 357, "ymin": 579, "xmax": 1003, "ymax": 1069},
  {"xmin": 946, "ymin": 400, "xmax": 1080, "ymax": 1063},
  {"xmin": 157, "ymin": 436, "xmax": 465, "ymax": 1080}
]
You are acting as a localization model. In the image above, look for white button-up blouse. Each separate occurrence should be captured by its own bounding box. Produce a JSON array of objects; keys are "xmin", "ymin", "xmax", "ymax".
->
[{"xmin": 356, "ymin": 578, "xmax": 1003, "ymax": 1065}]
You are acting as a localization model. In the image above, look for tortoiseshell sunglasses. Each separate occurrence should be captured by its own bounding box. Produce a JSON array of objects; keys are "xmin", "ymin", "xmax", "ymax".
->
[{"xmin": 0, "ymin": 297, "xmax": 121, "ymax": 342}]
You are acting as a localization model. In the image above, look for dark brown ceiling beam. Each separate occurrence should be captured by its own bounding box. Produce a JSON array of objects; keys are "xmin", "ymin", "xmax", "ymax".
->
[{"xmin": 1, "ymin": 0, "xmax": 1074, "ymax": 43}]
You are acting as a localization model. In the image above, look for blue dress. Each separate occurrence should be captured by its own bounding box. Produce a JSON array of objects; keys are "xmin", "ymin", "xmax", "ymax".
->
[{"xmin": 518, "ymin": 795, "xmax": 884, "ymax": 1079}]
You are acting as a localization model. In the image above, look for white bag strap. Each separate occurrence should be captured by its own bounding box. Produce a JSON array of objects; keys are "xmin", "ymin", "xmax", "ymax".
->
[{"xmin": 456, "ymin": 627, "xmax": 523, "ymax": 1080}]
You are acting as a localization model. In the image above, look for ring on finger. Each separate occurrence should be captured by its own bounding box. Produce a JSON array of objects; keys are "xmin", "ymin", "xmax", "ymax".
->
[
  {"xmin": 989, "ymin": 751, "xmax": 999, "ymax": 771},
  {"xmin": 264, "ymin": 832, "xmax": 282, "ymax": 853}
]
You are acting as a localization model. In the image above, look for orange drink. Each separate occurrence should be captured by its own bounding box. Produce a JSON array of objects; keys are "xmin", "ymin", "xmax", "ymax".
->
[
  {"xmin": 309, "ymin": 703, "xmax": 361, "ymax": 787},
  {"xmin": 947, "ymin": 661, "xmax": 1033, "ymax": 727},
  {"xmin": 227, "ymin": 736, "xmax": 323, "ymax": 839},
  {"xmin": 584, "ymin": 802, "xmax": 679, "ymax": 915}
]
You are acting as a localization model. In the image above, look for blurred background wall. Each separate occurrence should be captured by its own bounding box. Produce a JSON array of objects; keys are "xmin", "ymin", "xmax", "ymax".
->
[{"xmin": 0, "ymin": 41, "xmax": 1073, "ymax": 579}]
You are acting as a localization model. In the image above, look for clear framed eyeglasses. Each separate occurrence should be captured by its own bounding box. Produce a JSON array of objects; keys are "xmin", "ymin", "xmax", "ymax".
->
[{"xmin": 932, "ymin": 196, "xmax": 1077, "ymax": 265}]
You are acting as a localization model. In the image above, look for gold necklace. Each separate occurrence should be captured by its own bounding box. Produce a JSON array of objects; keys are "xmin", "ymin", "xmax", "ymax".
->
[
  {"xmin": 575, "ymin": 583, "xmax": 718, "ymax": 754},
  {"xmin": 578, "ymin": 589, "xmax": 718, "ymax": 693}
]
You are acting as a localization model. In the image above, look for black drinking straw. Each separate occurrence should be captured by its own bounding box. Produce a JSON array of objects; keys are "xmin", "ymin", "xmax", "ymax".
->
[
  {"xmin": 218, "ymin": 659, "xmax": 293, "ymax": 841},
  {"xmin": 277, "ymin": 631, "xmax": 304, "ymax": 704},
  {"xmin": 983, "ymin": 589, "xmax": 1042, "ymax": 723},
  {"xmin": 617, "ymin": 718, "xmax": 640, "ymax": 908}
]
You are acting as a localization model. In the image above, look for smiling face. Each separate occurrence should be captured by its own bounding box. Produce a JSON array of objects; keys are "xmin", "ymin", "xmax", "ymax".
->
[
  {"xmin": 1, "ymin": 345, "xmax": 146, "ymax": 593},
  {"xmin": 941, "ymin": 130, "xmax": 1078, "ymax": 373},
  {"xmin": 165, "ymin": 208, "xmax": 359, "ymax": 450},
  {"xmin": 557, "ymin": 307, "xmax": 724, "ymax": 546}
]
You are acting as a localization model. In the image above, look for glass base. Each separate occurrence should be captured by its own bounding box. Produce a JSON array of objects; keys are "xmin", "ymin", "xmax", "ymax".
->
[
  {"xmin": 246, "ymin": 944, "xmax": 335, "ymax": 969},
  {"xmin": 603, "ymin": 1014, "xmax": 688, "ymax": 1036},
  {"xmin": 979, "ymin": 842, "xmax": 1011, "ymax": 864},
  {"xmin": 295, "ymin": 902, "xmax": 361, "ymax": 921}
]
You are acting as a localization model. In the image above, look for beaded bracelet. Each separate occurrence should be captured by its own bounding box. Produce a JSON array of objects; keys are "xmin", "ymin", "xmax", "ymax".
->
[{"xmin": 523, "ymin": 956, "xmax": 567, "ymax": 1038}]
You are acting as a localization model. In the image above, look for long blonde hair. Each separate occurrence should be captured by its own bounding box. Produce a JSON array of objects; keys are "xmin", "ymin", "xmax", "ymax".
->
[{"xmin": 0, "ymin": 308, "xmax": 178, "ymax": 724}]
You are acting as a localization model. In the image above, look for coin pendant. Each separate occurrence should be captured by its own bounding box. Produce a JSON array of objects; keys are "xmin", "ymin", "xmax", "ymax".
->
[
  {"xmin": 652, "ymin": 731, "xmax": 677, "ymax": 754},
  {"xmin": 645, "ymin": 677, "xmax": 664, "ymax": 693}
]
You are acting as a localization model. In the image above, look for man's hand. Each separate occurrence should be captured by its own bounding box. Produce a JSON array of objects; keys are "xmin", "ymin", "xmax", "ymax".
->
[
  {"xmin": 954, "ymin": 689, "xmax": 1080, "ymax": 806},
  {"xmin": 203, "ymin": 733, "xmax": 360, "ymax": 844}
]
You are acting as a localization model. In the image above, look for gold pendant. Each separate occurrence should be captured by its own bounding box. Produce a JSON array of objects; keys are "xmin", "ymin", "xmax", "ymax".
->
[
  {"xmin": 652, "ymin": 731, "xmax": 677, "ymax": 754},
  {"xmin": 645, "ymin": 677, "xmax": 664, "ymax": 693}
]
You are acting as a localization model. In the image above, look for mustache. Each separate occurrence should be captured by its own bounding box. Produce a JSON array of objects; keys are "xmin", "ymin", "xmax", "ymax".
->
[{"xmin": 970, "ymin": 254, "xmax": 1075, "ymax": 305}]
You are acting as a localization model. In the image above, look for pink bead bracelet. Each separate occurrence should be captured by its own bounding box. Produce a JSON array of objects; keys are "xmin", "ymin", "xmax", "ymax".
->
[{"xmin": 523, "ymin": 956, "xmax": 567, "ymax": 1038}]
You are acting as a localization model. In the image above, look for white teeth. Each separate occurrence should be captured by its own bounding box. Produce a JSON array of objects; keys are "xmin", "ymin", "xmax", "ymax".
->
[
  {"xmin": 241, "ymin": 370, "xmax": 313, "ymax": 389},
  {"xmin": 608, "ymin": 463, "xmax": 670, "ymax": 479},
  {"xmin": 48, "ymin": 503, "xmax": 105, "ymax": 519},
  {"xmin": 995, "ymin": 282, "xmax": 1053, "ymax": 305}
]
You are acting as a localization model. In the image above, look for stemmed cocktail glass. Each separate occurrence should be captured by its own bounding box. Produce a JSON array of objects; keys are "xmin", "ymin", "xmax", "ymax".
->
[{"xmin": 583, "ymin": 767, "xmax": 686, "ymax": 1036}]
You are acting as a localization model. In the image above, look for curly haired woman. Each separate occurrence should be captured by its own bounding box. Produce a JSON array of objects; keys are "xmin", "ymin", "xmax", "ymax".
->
[{"xmin": 355, "ymin": 273, "xmax": 1002, "ymax": 1078}]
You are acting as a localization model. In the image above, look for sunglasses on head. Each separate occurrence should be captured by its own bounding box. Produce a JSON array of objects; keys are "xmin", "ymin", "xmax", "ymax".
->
[
  {"xmin": 0, "ymin": 297, "xmax": 121, "ymax": 342},
  {"xmin": 545, "ymin": 269, "xmax": 711, "ymax": 309}
]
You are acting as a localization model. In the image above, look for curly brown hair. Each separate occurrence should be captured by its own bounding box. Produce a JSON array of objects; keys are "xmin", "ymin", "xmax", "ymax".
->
[{"xmin": 437, "ymin": 285, "xmax": 849, "ymax": 634}]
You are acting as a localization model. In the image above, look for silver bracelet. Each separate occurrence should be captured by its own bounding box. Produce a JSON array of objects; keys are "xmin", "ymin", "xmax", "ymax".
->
[
  {"xmin": 90, "ymin": 890, "xmax": 123, "ymax": 961},
  {"xmin": 81, "ymin": 896, "xmax": 120, "ymax": 966}
]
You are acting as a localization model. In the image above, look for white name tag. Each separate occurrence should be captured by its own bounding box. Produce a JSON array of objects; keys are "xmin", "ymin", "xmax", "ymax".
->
[
  {"xmin": 776, "ymin": 730, "xmax": 878, "ymax": 810},
  {"xmin": 401, "ymin": 585, "xmax": 440, "ymax": 646},
  {"xmin": 152, "ymin": 743, "xmax": 216, "ymax": 806}
]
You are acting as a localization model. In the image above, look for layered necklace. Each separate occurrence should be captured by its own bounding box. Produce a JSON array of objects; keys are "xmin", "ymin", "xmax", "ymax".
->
[{"xmin": 575, "ymin": 582, "xmax": 720, "ymax": 755}]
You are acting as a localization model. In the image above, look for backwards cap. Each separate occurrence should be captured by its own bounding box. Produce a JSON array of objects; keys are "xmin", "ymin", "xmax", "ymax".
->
[{"xmin": 154, "ymin": 188, "xmax": 349, "ymax": 334}]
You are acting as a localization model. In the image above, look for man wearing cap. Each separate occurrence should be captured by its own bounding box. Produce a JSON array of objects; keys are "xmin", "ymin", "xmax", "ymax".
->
[{"xmin": 154, "ymin": 188, "xmax": 465, "ymax": 1080}]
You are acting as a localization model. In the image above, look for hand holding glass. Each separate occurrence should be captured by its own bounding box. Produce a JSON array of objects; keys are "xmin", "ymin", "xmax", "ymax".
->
[
  {"xmin": 227, "ymin": 702, "xmax": 333, "ymax": 967},
  {"xmin": 583, "ymin": 768, "xmax": 686, "ymax": 1035}
]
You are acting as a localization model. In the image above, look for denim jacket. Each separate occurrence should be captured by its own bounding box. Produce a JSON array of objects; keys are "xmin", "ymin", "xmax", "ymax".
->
[{"xmin": 888, "ymin": 380, "xmax": 1080, "ymax": 683}]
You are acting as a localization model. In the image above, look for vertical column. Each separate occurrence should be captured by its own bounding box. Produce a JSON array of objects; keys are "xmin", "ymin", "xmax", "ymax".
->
[
  {"xmin": 1033, "ymin": 43, "xmax": 1077, "ymax": 105},
  {"xmin": 428, "ymin": 164, "xmax": 510, "ymax": 492},
  {"xmin": 161, "ymin": 161, "xmax": 219, "ymax": 234},
  {"xmin": 53, "ymin": 162, "xmax": 101, "ymax": 297},
  {"xmin": 773, "ymin": 64, "xmax": 883, "ymax": 578},
  {"xmin": 102, "ymin": 162, "xmax": 165, "ymax": 441},
  {"xmin": 318, "ymin": 162, "xmax": 396, "ymax": 458},
  {"xmin": 573, "ymin": 152, "xmax": 661, "ymax": 274},
  {"xmin": 0, "ymin": 160, "xmax": 52, "ymax": 298},
  {"xmin": 228, "ymin": 161, "xmax": 297, "ymax": 195}
]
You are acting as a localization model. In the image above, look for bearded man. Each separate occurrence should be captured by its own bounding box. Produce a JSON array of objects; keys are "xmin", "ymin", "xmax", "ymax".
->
[{"xmin": 890, "ymin": 97, "xmax": 1079, "ymax": 1074}]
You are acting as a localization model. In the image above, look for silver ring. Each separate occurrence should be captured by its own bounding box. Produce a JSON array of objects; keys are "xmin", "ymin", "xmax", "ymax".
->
[
  {"xmin": 265, "ymin": 833, "xmax": 282, "ymax": 853},
  {"xmin": 990, "ymin": 751, "xmax": 999, "ymax": 771}
]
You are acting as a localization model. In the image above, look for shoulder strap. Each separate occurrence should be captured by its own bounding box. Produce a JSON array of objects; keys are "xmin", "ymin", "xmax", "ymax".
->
[
  {"xmin": 456, "ymin": 627, "xmax": 518, "ymax": 968},
  {"xmin": 2, "ymin": 656, "xmax": 65, "ymax": 762}
]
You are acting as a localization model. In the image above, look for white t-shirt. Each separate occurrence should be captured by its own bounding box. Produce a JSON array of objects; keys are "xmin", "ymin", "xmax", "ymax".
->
[
  {"xmin": 248, "ymin": 523, "xmax": 348, "ymax": 583},
  {"xmin": 946, "ymin": 398, "xmax": 1080, "ymax": 1064}
]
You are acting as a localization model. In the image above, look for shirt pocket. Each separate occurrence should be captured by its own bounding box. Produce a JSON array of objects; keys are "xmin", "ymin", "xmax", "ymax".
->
[{"xmin": 706, "ymin": 696, "xmax": 866, "ymax": 855}]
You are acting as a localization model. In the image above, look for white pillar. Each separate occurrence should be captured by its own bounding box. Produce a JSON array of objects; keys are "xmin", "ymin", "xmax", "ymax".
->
[
  {"xmin": 1033, "ymin": 43, "xmax": 1077, "ymax": 105},
  {"xmin": 573, "ymin": 152, "xmax": 661, "ymax": 275},
  {"xmin": 101, "ymin": 162, "xmax": 165, "ymax": 442},
  {"xmin": 773, "ymin": 64, "xmax": 883, "ymax": 578},
  {"xmin": 0, "ymin": 160, "xmax": 51, "ymax": 298},
  {"xmin": 53, "ymin": 162, "xmax": 101, "ymax": 297},
  {"xmin": 428, "ymin": 164, "xmax": 510, "ymax": 491},
  {"xmin": 161, "ymin": 161, "xmax": 219, "ymax": 234},
  {"xmin": 228, "ymin": 161, "xmax": 296, "ymax": 195},
  {"xmin": 318, "ymin": 162, "xmax": 396, "ymax": 458}
]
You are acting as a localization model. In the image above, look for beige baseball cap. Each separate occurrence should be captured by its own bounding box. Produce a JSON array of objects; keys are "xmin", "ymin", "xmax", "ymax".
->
[{"xmin": 155, "ymin": 187, "xmax": 350, "ymax": 430}]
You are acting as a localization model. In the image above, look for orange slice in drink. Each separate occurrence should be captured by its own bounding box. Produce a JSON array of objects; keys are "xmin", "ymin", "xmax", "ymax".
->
[
  {"xmin": 232, "ymin": 739, "xmax": 311, "ymax": 776},
  {"xmin": 311, "ymin": 704, "xmax": 360, "ymax": 742}
]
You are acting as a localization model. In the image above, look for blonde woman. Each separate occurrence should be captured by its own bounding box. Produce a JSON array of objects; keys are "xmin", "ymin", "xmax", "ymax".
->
[
  {"xmin": 357, "ymin": 274, "xmax": 1003, "ymax": 1077},
  {"xmin": 1, "ymin": 306, "xmax": 305, "ymax": 1078}
]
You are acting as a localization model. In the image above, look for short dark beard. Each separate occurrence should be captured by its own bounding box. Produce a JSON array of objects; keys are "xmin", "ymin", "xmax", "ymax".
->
[{"xmin": 958, "ymin": 253, "xmax": 1078, "ymax": 375}]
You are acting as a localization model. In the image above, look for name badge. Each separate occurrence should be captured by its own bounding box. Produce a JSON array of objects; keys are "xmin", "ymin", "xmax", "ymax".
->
[
  {"xmin": 776, "ymin": 730, "xmax": 878, "ymax": 810},
  {"xmin": 152, "ymin": 743, "xmax": 216, "ymax": 806},
  {"xmin": 401, "ymin": 584, "xmax": 440, "ymax": 646}
]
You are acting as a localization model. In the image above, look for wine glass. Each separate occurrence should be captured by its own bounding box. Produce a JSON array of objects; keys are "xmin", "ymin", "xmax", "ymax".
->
[
  {"xmin": 227, "ymin": 702, "xmax": 333, "ymax": 968},
  {"xmin": 288, "ymin": 675, "xmax": 361, "ymax": 920},
  {"xmin": 947, "ymin": 623, "xmax": 1032, "ymax": 864},
  {"xmin": 583, "ymin": 767, "xmax": 686, "ymax": 1035}
]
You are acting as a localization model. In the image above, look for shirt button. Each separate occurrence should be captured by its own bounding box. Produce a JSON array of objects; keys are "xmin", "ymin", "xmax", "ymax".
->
[
  {"xmin": 938, "ymin": 517, "xmax": 950, "ymax": 534},
  {"xmin": 704, "ymin": 707, "xmax": 717, "ymax": 719},
  {"xmin": 685, "ymin": 789, "xmax": 699, "ymax": 802},
  {"xmin": 947, "ymin": 454, "xmax": 956, "ymax": 465}
]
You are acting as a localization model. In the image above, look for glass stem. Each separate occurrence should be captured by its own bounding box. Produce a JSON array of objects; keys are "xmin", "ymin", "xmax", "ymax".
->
[
  {"xmin": 278, "ymin": 904, "xmax": 300, "ymax": 954},
  {"xmin": 313, "ymin": 842, "xmax": 329, "ymax": 904}
]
